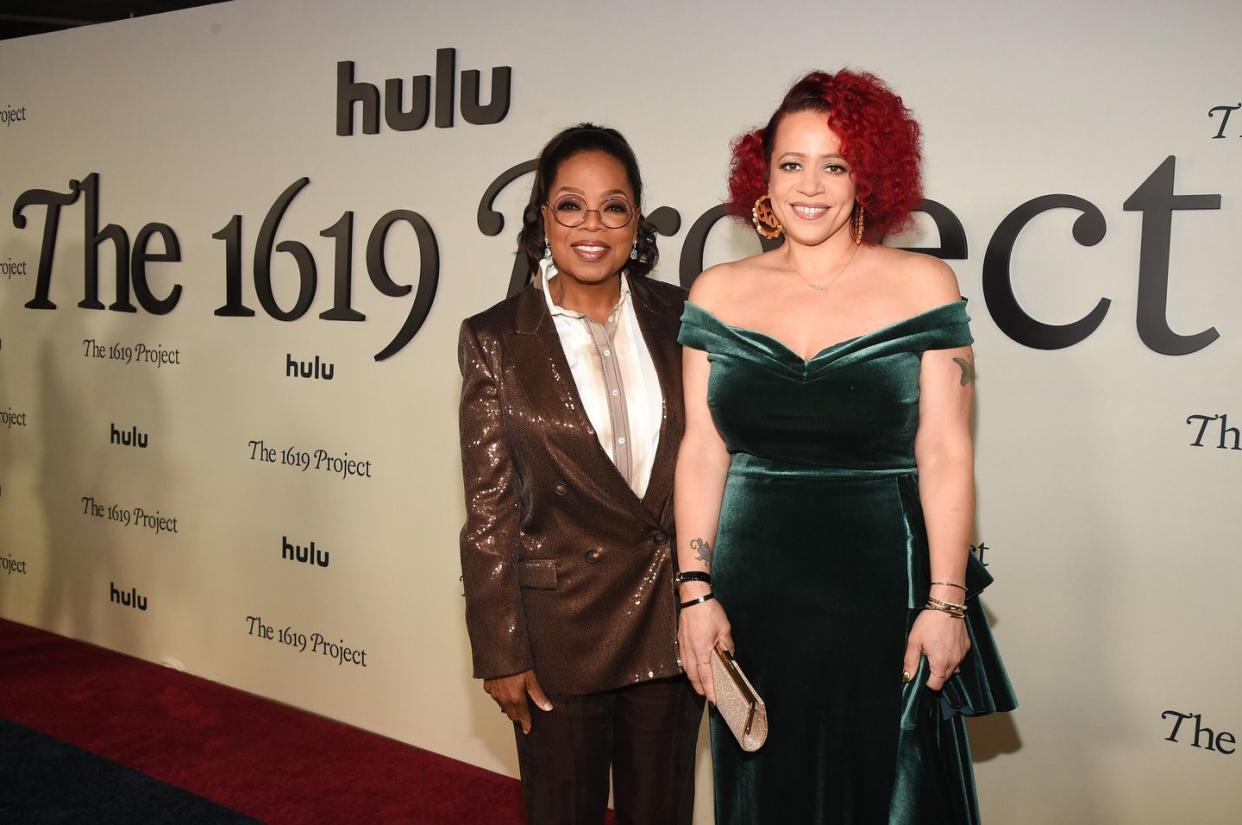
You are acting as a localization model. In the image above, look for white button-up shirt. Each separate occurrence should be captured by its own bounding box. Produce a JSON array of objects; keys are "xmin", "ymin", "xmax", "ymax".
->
[{"xmin": 541, "ymin": 272, "xmax": 663, "ymax": 498}]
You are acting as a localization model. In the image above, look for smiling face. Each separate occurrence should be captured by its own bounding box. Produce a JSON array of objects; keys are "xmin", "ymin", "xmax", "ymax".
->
[
  {"xmin": 541, "ymin": 150, "xmax": 638, "ymax": 285},
  {"xmin": 768, "ymin": 109, "xmax": 857, "ymax": 247}
]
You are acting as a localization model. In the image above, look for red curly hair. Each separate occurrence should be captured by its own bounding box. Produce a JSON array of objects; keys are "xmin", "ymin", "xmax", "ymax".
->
[{"xmin": 727, "ymin": 70, "xmax": 923, "ymax": 243}]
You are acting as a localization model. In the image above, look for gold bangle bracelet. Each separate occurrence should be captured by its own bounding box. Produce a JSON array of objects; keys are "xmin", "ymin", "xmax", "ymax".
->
[
  {"xmin": 923, "ymin": 597, "xmax": 967, "ymax": 619},
  {"xmin": 926, "ymin": 595, "xmax": 967, "ymax": 610}
]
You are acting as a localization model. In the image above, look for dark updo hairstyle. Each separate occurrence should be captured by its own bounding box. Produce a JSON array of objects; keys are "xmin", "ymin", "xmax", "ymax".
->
[
  {"xmin": 518, "ymin": 123, "xmax": 659, "ymax": 280},
  {"xmin": 727, "ymin": 70, "xmax": 923, "ymax": 243}
]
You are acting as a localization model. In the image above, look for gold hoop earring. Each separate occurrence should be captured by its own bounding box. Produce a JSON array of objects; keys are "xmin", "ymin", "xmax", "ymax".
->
[
  {"xmin": 752, "ymin": 194, "xmax": 784, "ymax": 239},
  {"xmin": 852, "ymin": 203, "xmax": 865, "ymax": 245}
]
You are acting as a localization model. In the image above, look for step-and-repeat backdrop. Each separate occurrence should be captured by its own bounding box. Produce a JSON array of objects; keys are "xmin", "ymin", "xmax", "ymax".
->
[{"xmin": 1, "ymin": 1, "xmax": 1238, "ymax": 821}]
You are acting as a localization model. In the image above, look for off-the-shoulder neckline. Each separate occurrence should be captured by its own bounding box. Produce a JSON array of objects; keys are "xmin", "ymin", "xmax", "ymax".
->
[{"xmin": 683, "ymin": 298, "xmax": 967, "ymax": 365}]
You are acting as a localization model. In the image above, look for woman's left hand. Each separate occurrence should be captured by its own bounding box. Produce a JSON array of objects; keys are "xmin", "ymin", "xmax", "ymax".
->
[{"xmin": 902, "ymin": 609, "xmax": 971, "ymax": 691}]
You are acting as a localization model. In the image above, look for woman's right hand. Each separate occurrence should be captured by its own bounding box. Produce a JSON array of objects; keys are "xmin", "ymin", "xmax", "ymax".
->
[
  {"xmin": 484, "ymin": 669, "xmax": 553, "ymax": 735},
  {"xmin": 677, "ymin": 586, "xmax": 733, "ymax": 705}
]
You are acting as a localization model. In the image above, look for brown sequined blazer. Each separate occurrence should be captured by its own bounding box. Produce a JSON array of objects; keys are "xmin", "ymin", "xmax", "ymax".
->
[{"xmin": 457, "ymin": 275, "xmax": 687, "ymax": 696}]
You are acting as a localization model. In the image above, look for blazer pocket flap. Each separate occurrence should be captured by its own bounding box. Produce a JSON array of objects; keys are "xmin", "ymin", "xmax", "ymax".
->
[{"xmin": 517, "ymin": 559, "xmax": 557, "ymax": 590}]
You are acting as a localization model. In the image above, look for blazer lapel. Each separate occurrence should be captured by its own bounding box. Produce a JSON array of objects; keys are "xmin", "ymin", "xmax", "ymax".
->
[
  {"xmin": 630, "ymin": 277, "xmax": 683, "ymax": 521},
  {"xmin": 507, "ymin": 284, "xmax": 658, "ymax": 526}
]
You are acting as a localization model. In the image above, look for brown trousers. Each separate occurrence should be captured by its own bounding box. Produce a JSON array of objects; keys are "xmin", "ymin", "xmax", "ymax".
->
[{"xmin": 514, "ymin": 676, "xmax": 704, "ymax": 825}]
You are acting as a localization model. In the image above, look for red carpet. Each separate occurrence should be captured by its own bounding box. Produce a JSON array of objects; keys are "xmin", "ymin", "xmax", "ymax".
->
[{"xmin": 0, "ymin": 618, "xmax": 525, "ymax": 824}]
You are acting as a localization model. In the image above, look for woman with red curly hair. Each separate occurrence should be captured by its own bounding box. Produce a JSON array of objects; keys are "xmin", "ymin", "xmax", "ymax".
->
[{"xmin": 671, "ymin": 70, "xmax": 1016, "ymax": 823}]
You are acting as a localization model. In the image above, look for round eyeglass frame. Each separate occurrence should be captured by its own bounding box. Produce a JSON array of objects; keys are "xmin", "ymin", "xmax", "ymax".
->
[{"xmin": 547, "ymin": 195, "xmax": 637, "ymax": 229}]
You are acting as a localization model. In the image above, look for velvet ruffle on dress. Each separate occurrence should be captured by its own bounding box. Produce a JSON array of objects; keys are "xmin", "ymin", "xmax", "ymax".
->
[{"xmin": 678, "ymin": 299, "xmax": 1017, "ymax": 825}]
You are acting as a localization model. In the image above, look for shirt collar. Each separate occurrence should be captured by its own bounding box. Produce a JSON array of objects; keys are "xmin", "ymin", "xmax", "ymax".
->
[{"xmin": 542, "ymin": 268, "xmax": 631, "ymax": 321}]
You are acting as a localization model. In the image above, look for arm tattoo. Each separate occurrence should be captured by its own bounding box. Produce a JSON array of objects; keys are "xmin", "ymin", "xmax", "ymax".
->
[
  {"xmin": 691, "ymin": 537, "xmax": 714, "ymax": 568},
  {"xmin": 953, "ymin": 357, "xmax": 975, "ymax": 386}
]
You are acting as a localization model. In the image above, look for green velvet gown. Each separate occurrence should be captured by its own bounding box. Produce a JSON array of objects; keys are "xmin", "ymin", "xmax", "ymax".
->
[{"xmin": 678, "ymin": 299, "xmax": 1017, "ymax": 825}]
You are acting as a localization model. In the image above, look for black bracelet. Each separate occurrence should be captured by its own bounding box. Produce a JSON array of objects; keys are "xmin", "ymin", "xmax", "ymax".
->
[
  {"xmin": 679, "ymin": 593, "xmax": 715, "ymax": 610},
  {"xmin": 674, "ymin": 571, "xmax": 712, "ymax": 587}
]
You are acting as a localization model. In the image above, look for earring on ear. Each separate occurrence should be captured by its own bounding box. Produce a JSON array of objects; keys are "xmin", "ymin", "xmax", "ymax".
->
[
  {"xmin": 540, "ymin": 239, "xmax": 557, "ymax": 280},
  {"xmin": 752, "ymin": 194, "xmax": 784, "ymax": 239},
  {"xmin": 630, "ymin": 240, "xmax": 639, "ymax": 260},
  {"xmin": 852, "ymin": 203, "xmax": 865, "ymax": 245}
]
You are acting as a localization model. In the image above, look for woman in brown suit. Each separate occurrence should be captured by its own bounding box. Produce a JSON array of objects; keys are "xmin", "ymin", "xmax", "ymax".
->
[{"xmin": 457, "ymin": 124, "xmax": 702, "ymax": 825}]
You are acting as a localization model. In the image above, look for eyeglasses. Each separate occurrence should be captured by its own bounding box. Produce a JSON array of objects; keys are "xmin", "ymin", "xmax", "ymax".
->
[{"xmin": 548, "ymin": 195, "xmax": 636, "ymax": 229}]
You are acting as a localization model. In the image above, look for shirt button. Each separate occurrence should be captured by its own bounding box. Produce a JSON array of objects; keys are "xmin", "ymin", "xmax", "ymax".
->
[
  {"xmin": 584, "ymin": 548, "xmax": 602, "ymax": 564},
  {"xmin": 611, "ymin": 388, "xmax": 619, "ymax": 397},
  {"xmin": 603, "ymin": 349, "xmax": 611, "ymax": 357},
  {"xmin": 617, "ymin": 436, "xmax": 626, "ymax": 445},
  {"xmin": 554, "ymin": 482, "xmax": 568, "ymax": 496}
]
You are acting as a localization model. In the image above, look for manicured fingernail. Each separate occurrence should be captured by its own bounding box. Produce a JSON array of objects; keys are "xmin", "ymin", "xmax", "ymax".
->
[{"xmin": 901, "ymin": 670, "xmax": 913, "ymax": 683}]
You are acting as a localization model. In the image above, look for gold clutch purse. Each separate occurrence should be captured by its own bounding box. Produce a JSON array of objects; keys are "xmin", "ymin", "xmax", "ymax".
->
[{"xmin": 711, "ymin": 643, "xmax": 768, "ymax": 752}]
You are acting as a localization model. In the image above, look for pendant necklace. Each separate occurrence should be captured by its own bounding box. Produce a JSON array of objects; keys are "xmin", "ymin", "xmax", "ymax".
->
[{"xmin": 794, "ymin": 245, "xmax": 860, "ymax": 292}]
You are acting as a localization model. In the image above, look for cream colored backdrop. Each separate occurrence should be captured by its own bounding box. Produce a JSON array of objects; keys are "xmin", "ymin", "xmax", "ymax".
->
[{"xmin": 1, "ymin": 1, "xmax": 1239, "ymax": 822}]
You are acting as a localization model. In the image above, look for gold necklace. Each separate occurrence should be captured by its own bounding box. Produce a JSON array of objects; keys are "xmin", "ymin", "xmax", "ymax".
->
[{"xmin": 793, "ymin": 246, "xmax": 860, "ymax": 292}]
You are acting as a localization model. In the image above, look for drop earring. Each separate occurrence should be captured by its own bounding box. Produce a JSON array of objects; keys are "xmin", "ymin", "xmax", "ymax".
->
[
  {"xmin": 852, "ymin": 203, "xmax": 865, "ymax": 245},
  {"xmin": 752, "ymin": 194, "xmax": 784, "ymax": 239},
  {"xmin": 540, "ymin": 239, "xmax": 557, "ymax": 280},
  {"xmin": 630, "ymin": 241, "xmax": 638, "ymax": 260}
]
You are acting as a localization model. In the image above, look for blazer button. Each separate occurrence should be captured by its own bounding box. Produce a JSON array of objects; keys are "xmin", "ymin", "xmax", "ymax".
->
[
  {"xmin": 554, "ymin": 482, "xmax": 568, "ymax": 496},
  {"xmin": 584, "ymin": 548, "xmax": 602, "ymax": 564}
]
